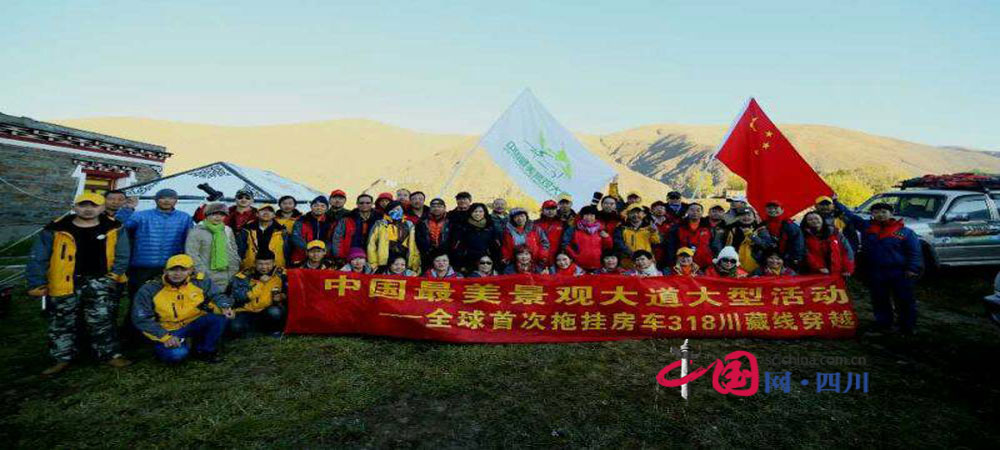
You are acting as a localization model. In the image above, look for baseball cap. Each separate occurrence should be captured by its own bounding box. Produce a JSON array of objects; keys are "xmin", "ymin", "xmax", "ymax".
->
[
  {"xmin": 329, "ymin": 189, "xmax": 346, "ymax": 198},
  {"xmin": 74, "ymin": 192, "xmax": 105, "ymax": 206},
  {"xmin": 676, "ymin": 247, "xmax": 696, "ymax": 257},
  {"xmin": 166, "ymin": 254, "xmax": 195, "ymax": 269},
  {"xmin": 542, "ymin": 200, "xmax": 558, "ymax": 209},
  {"xmin": 815, "ymin": 196, "xmax": 833, "ymax": 205},
  {"xmin": 307, "ymin": 240, "xmax": 327, "ymax": 250}
]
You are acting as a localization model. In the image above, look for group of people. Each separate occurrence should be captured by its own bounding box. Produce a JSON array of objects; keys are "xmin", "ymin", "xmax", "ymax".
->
[{"xmin": 24, "ymin": 181, "xmax": 923, "ymax": 376}]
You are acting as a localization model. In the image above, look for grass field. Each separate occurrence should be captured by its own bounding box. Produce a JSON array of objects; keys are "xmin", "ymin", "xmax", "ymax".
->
[{"xmin": 1, "ymin": 267, "xmax": 998, "ymax": 448}]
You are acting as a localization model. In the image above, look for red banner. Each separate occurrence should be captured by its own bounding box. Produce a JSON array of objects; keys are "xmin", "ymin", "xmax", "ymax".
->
[{"xmin": 286, "ymin": 270, "xmax": 858, "ymax": 342}]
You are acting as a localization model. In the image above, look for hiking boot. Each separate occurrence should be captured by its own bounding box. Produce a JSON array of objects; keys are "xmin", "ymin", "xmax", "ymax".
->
[
  {"xmin": 193, "ymin": 351, "xmax": 223, "ymax": 364},
  {"xmin": 106, "ymin": 355, "xmax": 133, "ymax": 368},
  {"xmin": 41, "ymin": 362, "xmax": 71, "ymax": 376}
]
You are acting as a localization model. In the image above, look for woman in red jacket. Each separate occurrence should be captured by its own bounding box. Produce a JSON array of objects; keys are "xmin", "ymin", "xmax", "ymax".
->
[
  {"xmin": 561, "ymin": 206, "xmax": 612, "ymax": 271},
  {"xmin": 535, "ymin": 200, "xmax": 567, "ymax": 266},
  {"xmin": 550, "ymin": 251, "xmax": 586, "ymax": 276},
  {"xmin": 501, "ymin": 208, "xmax": 550, "ymax": 266},
  {"xmin": 801, "ymin": 212, "xmax": 855, "ymax": 276}
]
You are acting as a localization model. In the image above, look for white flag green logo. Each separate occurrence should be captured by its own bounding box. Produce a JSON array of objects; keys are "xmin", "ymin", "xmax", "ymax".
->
[{"xmin": 478, "ymin": 89, "xmax": 616, "ymax": 202}]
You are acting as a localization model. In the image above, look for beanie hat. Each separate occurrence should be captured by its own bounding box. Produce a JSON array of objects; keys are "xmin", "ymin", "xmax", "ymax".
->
[
  {"xmin": 348, "ymin": 247, "xmax": 366, "ymax": 260},
  {"xmin": 714, "ymin": 246, "xmax": 740, "ymax": 265},
  {"xmin": 204, "ymin": 202, "xmax": 227, "ymax": 216},
  {"xmin": 155, "ymin": 188, "xmax": 178, "ymax": 200},
  {"xmin": 311, "ymin": 195, "xmax": 329, "ymax": 206}
]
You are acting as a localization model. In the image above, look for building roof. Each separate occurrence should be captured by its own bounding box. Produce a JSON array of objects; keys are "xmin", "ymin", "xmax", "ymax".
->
[
  {"xmin": 0, "ymin": 112, "xmax": 170, "ymax": 161},
  {"xmin": 121, "ymin": 161, "xmax": 322, "ymax": 213}
]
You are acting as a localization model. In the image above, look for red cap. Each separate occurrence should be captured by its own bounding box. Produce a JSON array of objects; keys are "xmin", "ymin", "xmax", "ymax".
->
[
  {"xmin": 329, "ymin": 189, "xmax": 346, "ymax": 198},
  {"xmin": 377, "ymin": 192, "xmax": 393, "ymax": 201},
  {"xmin": 541, "ymin": 200, "xmax": 558, "ymax": 209}
]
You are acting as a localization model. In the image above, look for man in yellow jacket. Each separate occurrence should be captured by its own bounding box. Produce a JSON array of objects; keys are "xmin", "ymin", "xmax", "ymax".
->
[
  {"xmin": 131, "ymin": 254, "xmax": 234, "ymax": 364},
  {"xmin": 613, "ymin": 207, "xmax": 662, "ymax": 269},
  {"xmin": 367, "ymin": 201, "xmax": 421, "ymax": 272},
  {"xmin": 228, "ymin": 249, "xmax": 286, "ymax": 337},
  {"xmin": 25, "ymin": 193, "xmax": 132, "ymax": 376}
]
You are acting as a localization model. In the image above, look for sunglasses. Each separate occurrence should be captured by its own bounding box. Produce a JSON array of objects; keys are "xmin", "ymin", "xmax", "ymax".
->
[
  {"xmin": 236, "ymin": 195, "xmax": 252, "ymax": 200},
  {"xmin": 720, "ymin": 258, "xmax": 737, "ymax": 263},
  {"xmin": 479, "ymin": 260, "xmax": 493, "ymax": 265}
]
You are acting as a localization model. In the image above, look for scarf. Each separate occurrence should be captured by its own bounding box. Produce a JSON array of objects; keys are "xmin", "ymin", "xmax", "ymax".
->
[
  {"xmin": 468, "ymin": 216, "xmax": 488, "ymax": 229},
  {"xmin": 767, "ymin": 265, "xmax": 785, "ymax": 276},
  {"xmin": 673, "ymin": 263, "xmax": 699, "ymax": 276},
  {"xmin": 507, "ymin": 222, "xmax": 531, "ymax": 247},
  {"xmin": 202, "ymin": 222, "xmax": 230, "ymax": 271},
  {"xmin": 578, "ymin": 219, "xmax": 601, "ymax": 235}
]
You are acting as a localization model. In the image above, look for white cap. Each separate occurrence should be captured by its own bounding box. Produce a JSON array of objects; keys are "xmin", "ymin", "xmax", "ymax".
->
[{"xmin": 714, "ymin": 246, "xmax": 740, "ymax": 266}]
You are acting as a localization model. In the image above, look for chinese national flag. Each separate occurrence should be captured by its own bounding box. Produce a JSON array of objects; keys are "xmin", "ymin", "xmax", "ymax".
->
[{"xmin": 714, "ymin": 98, "xmax": 832, "ymax": 218}]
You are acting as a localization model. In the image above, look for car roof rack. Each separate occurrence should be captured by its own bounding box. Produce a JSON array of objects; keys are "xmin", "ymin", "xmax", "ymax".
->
[{"xmin": 897, "ymin": 173, "xmax": 999, "ymax": 193}]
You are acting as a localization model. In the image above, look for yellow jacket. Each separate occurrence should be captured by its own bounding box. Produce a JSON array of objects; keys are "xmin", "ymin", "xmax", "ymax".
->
[
  {"xmin": 239, "ymin": 222, "xmax": 287, "ymax": 270},
  {"xmin": 131, "ymin": 273, "xmax": 233, "ymax": 342},
  {"xmin": 230, "ymin": 268, "xmax": 286, "ymax": 313},
  {"xmin": 367, "ymin": 219, "xmax": 421, "ymax": 271},
  {"xmin": 25, "ymin": 214, "xmax": 129, "ymax": 297}
]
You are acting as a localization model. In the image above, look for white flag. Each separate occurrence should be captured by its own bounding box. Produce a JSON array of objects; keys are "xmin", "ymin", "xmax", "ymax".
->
[{"xmin": 478, "ymin": 89, "xmax": 616, "ymax": 203}]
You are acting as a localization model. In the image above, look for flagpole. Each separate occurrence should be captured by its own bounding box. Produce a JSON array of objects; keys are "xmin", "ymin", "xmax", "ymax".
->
[
  {"xmin": 712, "ymin": 97, "xmax": 753, "ymax": 160},
  {"xmin": 436, "ymin": 88, "xmax": 532, "ymax": 199}
]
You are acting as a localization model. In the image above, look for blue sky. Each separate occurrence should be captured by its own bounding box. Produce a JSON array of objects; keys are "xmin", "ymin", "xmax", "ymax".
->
[{"xmin": 2, "ymin": 0, "xmax": 998, "ymax": 149}]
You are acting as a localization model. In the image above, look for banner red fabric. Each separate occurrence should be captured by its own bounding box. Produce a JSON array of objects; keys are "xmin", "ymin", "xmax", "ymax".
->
[
  {"xmin": 286, "ymin": 270, "xmax": 858, "ymax": 342},
  {"xmin": 715, "ymin": 98, "xmax": 833, "ymax": 218}
]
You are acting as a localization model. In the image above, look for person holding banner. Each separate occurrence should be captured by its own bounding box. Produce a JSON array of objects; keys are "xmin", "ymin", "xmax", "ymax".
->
[
  {"xmin": 594, "ymin": 249, "xmax": 627, "ymax": 275},
  {"xmin": 340, "ymin": 248, "xmax": 375, "ymax": 274},
  {"xmin": 561, "ymin": 206, "xmax": 613, "ymax": 271},
  {"xmin": 377, "ymin": 256, "xmax": 419, "ymax": 277},
  {"xmin": 424, "ymin": 250, "xmax": 463, "ymax": 279},
  {"xmin": 551, "ymin": 251, "xmax": 585, "ymax": 276},
  {"xmin": 703, "ymin": 246, "xmax": 749, "ymax": 278},
  {"xmin": 751, "ymin": 250, "xmax": 798, "ymax": 277},
  {"xmin": 625, "ymin": 250, "xmax": 662, "ymax": 277},
  {"xmin": 290, "ymin": 240, "xmax": 333, "ymax": 270},
  {"xmin": 502, "ymin": 246, "xmax": 550, "ymax": 275},
  {"xmin": 666, "ymin": 247, "xmax": 701, "ymax": 276},
  {"xmin": 467, "ymin": 255, "xmax": 498, "ymax": 278}
]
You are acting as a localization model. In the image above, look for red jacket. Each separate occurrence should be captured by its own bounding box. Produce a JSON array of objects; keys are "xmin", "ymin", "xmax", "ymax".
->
[
  {"xmin": 670, "ymin": 220, "xmax": 714, "ymax": 268},
  {"xmin": 501, "ymin": 222, "xmax": 549, "ymax": 263},
  {"xmin": 564, "ymin": 222, "xmax": 613, "ymax": 271},
  {"xmin": 803, "ymin": 228, "xmax": 855, "ymax": 275},
  {"xmin": 289, "ymin": 213, "xmax": 334, "ymax": 263},
  {"xmin": 535, "ymin": 217, "xmax": 567, "ymax": 265}
]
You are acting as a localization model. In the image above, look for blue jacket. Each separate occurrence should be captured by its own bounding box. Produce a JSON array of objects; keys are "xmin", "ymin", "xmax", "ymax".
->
[
  {"xmin": 125, "ymin": 208, "xmax": 193, "ymax": 268},
  {"xmin": 837, "ymin": 201, "xmax": 922, "ymax": 274},
  {"xmin": 114, "ymin": 207, "xmax": 135, "ymax": 225}
]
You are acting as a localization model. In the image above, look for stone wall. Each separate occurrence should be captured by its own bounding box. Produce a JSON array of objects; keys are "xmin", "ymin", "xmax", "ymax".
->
[{"xmin": 0, "ymin": 143, "xmax": 160, "ymax": 243}]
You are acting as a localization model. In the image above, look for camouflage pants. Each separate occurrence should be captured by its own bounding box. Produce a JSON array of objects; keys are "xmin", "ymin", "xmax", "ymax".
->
[{"xmin": 48, "ymin": 276, "xmax": 121, "ymax": 362}]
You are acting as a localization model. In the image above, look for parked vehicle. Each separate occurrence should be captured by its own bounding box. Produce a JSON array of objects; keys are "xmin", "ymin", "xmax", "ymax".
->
[{"xmin": 855, "ymin": 176, "xmax": 1000, "ymax": 268}]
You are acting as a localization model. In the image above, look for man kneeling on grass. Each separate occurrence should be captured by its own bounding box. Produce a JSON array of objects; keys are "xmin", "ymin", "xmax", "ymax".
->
[
  {"xmin": 228, "ymin": 249, "xmax": 287, "ymax": 337},
  {"xmin": 132, "ymin": 254, "xmax": 234, "ymax": 364}
]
